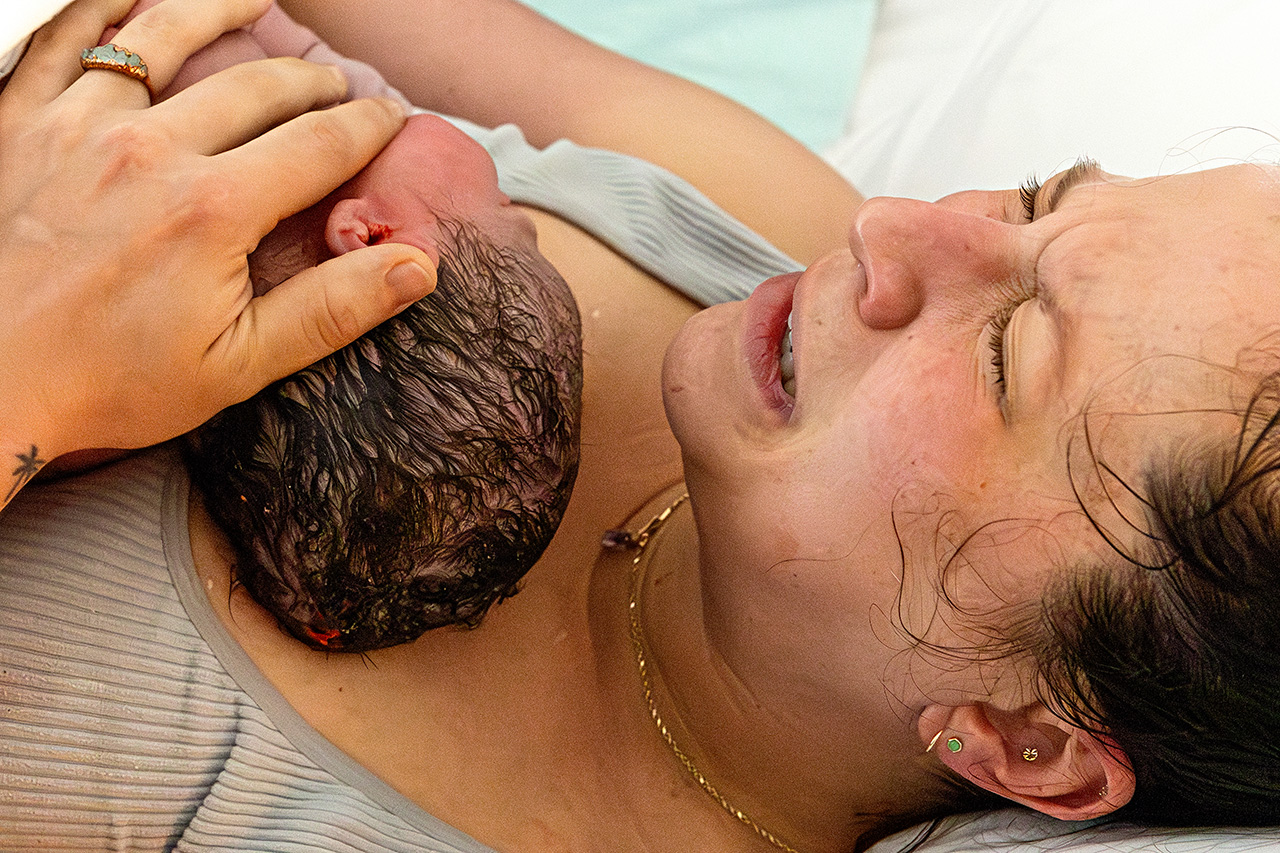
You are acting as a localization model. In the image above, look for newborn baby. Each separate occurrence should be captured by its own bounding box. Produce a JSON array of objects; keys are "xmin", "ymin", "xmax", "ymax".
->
[{"xmin": 121, "ymin": 1, "xmax": 585, "ymax": 651}]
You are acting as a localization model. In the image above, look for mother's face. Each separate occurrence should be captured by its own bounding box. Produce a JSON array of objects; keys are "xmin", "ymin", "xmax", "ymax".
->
[{"xmin": 663, "ymin": 163, "xmax": 1280, "ymax": 712}]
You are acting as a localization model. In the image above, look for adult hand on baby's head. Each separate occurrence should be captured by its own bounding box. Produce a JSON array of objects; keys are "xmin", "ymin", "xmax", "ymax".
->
[{"xmin": 0, "ymin": 0, "xmax": 436, "ymax": 506}]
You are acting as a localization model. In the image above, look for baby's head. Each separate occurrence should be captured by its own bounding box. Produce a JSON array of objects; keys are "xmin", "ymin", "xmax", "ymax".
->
[{"xmin": 186, "ymin": 115, "xmax": 582, "ymax": 651}]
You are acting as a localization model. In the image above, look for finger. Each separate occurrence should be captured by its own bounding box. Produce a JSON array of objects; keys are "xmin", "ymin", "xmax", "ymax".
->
[
  {"xmin": 216, "ymin": 96, "xmax": 406, "ymax": 239},
  {"xmin": 67, "ymin": 0, "xmax": 273, "ymax": 108},
  {"xmin": 2, "ymin": 0, "xmax": 135, "ymax": 111},
  {"xmin": 151, "ymin": 57, "xmax": 347, "ymax": 154},
  {"xmin": 206, "ymin": 243, "xmax": 437, "ymax": 401}
]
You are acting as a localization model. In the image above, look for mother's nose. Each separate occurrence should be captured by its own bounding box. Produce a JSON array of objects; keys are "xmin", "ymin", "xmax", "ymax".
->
[{"xmin": 849, "ymin": 196, "xmax": 1022, "ymax": 329}]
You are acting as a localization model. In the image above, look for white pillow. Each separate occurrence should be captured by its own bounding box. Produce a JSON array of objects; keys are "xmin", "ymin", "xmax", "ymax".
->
[
  {"xmin": 868, "ymin": 809, "xmax": 1280, "ymax": 853},
  {"xmin": 0, "ymin": 0, "xmax": 71, "ymax": 78},
  {"xmin": 826, "ymin": 0, "xmax": 1280, "ymax": 200}
]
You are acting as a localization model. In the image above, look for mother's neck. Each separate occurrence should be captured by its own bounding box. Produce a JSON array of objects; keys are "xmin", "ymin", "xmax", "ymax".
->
[{"xmin": 631, "ymin": 494, "xmax": 951, "ymax": 853}]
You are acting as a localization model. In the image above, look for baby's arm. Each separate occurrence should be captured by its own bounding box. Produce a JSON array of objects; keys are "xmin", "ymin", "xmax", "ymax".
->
[
  {"xmin": 277, "ymin": 0, "xmax": 861, "ymax": 265},
  {"xmin": 245, "ymin": 3, "xmax": 410, "ymax": 108}
]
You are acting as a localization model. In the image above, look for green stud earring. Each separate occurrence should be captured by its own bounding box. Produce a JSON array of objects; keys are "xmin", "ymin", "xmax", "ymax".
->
[{"xmin": 926, "ymin": 730, "xmax": 965, "ymax": 755}]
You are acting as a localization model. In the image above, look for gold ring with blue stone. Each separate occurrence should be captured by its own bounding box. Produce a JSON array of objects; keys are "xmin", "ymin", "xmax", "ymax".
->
[{"xmin": 80, "ymin": 44, "xmax": 154, "ymax": 100}]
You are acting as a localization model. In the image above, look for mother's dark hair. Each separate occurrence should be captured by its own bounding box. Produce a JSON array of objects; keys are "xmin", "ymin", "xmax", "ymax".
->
[
  {"xmin": 1030, "ymin": 373, "xmax": 1280, "ymax": 825},
  {"xmin": 185, "ymin": 220, "xmax": 582, "ymax": 652}
]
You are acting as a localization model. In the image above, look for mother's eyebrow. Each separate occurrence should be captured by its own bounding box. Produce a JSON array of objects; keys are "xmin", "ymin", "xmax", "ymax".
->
[{"xmin": 1045, "ymin": 157, "xmax": 1105, "ymax": 215}]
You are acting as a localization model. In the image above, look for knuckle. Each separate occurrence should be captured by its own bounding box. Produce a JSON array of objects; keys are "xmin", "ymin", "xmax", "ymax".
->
[
  {"xmin": 24, "ymin": 51, "xmax": 68, "ymax": 84},
  {"xmin": 266, "ymin": 56, "xmax": 315, "ymax": 77},
  {"xmin": 31, "ymin": 107, "xmax": 93, "ymax": 151},
  {"xmin": 306, "ymin": 114, "xmax": 355, "ymax": 162},
  {"xmin": 237, "ymin": 57, "xmax": 334, "ymax": 103},
  {"xmin": 93, "ymin": 119, "xmax": 176, "ymax": 182},
  {"xmin": 33, "ymin": 0, "xmax": 129, "ymax": 49},
  {"xmin": 168, "ymin": 169, "xmax": 238, "ymax": 229},
  {"xmin": 232, "ymin": 55, "xmax": 302, "ymax": 83},
  {"xmin": 120, "ymin": 9, "xmax": 182, "ymax": 51},
  {"xmin": 22, "ymin": 31, "xmax": 73, "ymax": 74},
  {"xmin": 127, "ymin": 0, "xmax": 269, "ymax": 54}
]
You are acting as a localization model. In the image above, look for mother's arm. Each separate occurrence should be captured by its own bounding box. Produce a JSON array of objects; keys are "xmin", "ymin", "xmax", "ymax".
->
[{"xmin": 278, "ymin": 0, "xmax": 862, "ymax": 266}]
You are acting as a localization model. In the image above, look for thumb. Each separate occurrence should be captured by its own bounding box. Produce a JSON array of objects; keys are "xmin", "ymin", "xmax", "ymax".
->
[{"xmin": 214, "ymin": 243, "xmax": 437, "ymax": 401}]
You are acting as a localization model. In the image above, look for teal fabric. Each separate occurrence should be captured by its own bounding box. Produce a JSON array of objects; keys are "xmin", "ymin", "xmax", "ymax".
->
[{"xmin": 521, "ymin": 0, "xmax": 877, "ymax": 151}]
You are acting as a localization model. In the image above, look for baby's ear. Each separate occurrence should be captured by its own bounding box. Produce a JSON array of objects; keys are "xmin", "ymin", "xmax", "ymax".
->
[
  {"xmin": 326, "ymin": 198, "xmax": 379, "ymax": 255},
  {"xmin": 325, "ymin": 198, "xmax": 442, "ymax": 265},
  {"xmin": 920, "ymin": 701, "xmax": 1135, "ymax": 820}
]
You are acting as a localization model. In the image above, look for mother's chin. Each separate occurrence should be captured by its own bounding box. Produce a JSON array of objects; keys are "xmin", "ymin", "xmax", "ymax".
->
[
  {"xmin": 662, "ymin": 289, "xmax": 796, "ymax": 468},
  {"xmin": 660, "ymin": 300, "xmax": 742, "ymax": 460}
]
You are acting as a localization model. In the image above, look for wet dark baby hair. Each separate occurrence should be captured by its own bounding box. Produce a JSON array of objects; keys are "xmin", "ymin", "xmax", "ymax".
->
[{"xmin": 185, "ymin": 221, "xmax": 582, "ymax": 652}]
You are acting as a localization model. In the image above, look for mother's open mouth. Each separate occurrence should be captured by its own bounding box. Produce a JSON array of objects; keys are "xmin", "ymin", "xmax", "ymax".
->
[
  {"xmin": 780, "ymin": 312, "xmax": 795, "ymax": 398},
  {"xmin": 740, "ymin": 271, "xmax": 801, "ymax": 414}
]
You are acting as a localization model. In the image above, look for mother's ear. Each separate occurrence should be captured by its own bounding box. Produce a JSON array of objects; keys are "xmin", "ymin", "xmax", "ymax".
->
[{"xmin": 920, "ymin": 702, "xmax": 1135, "ymax": 820}]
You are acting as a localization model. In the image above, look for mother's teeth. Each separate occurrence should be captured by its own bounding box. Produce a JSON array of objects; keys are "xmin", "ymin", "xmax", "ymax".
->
[{"xmin": 780, "ymin": 313, "xmax": 796, "ymax": 397}]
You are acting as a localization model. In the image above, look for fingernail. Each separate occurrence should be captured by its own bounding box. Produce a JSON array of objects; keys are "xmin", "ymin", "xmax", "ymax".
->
[
  {"xmin": 376, "ymin": 96, "xmax": 406, "ymax": 119},
  {"xmin": 386, "ymin": 259, "xmax": 435, "ymax": 304}
]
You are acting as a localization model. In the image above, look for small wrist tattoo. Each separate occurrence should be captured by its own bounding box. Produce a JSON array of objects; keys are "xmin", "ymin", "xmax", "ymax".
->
[{"xmin": 5, "ymin": 444, "xmax": 46, "ymax": 502}]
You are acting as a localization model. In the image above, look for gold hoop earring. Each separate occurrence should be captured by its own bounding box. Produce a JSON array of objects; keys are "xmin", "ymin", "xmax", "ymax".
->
[{"xmin": 926, "ymin": 730, "xmax": 944, "ymax": 753}]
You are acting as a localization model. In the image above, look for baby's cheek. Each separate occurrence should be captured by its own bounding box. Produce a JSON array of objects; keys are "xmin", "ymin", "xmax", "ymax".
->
[{"xmin": 159, "ymin": 31, "xmax": 270, "ymax": 99}]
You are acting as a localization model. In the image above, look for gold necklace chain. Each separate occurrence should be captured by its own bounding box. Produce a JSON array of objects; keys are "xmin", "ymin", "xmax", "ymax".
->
[{"xmin": 608, "ymin": 492, "xmax": 802, "ymax": 853}]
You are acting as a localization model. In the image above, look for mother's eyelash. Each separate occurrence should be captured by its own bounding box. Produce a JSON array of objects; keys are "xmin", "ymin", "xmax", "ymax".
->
[
  {"xmin": 988, "ymin": 301, "xmax": 1018, "ymax": 391},
  {"xmin": 1018, "ymin": 174, "xmax": 1042, "ymax": 221}
]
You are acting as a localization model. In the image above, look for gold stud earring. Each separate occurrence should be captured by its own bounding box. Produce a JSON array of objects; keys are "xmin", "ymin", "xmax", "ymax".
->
[
  {"xmin": 1099, "ymin": 784, "xmax": 1109, "ymax": 799},
  {"xmin": 1022, "ymin": 747, "xmax": 1039, "ymax": 761}
]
